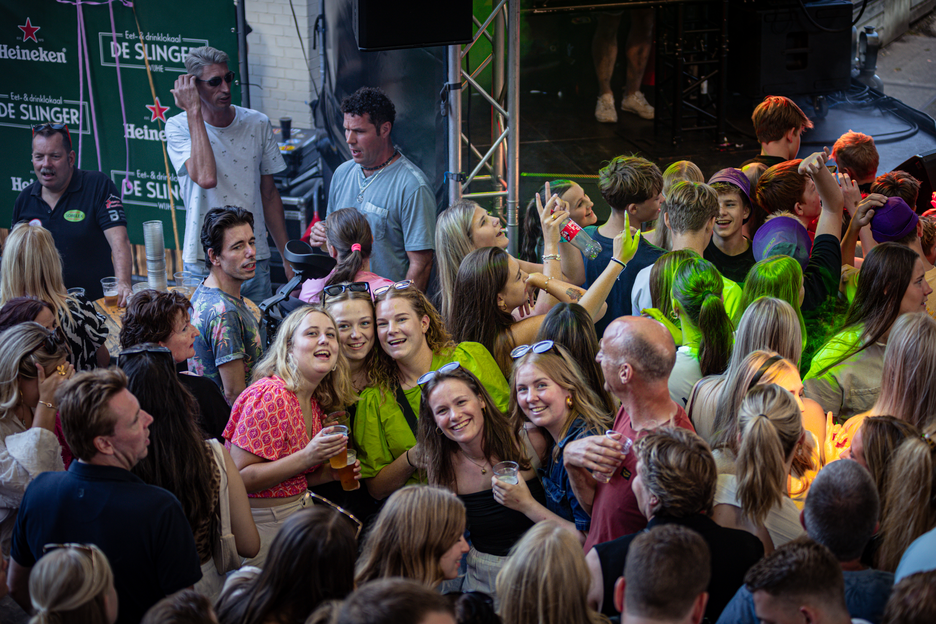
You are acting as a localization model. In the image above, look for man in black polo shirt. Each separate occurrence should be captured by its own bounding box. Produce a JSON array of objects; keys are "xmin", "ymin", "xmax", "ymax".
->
[
  {"xmin": 8, "ymin": 368, "xmax": 201, "ymax": 624},
  {"xmin": 13, "ymin": 124, "xmax": 133, "ymax": 303}
]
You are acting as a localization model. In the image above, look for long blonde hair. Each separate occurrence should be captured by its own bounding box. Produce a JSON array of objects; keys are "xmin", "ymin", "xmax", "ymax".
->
[
  {"xmin": 0, "ymin": 322, "xmax": 71, "ymax": 415},
  {"xmin": 28, "ymin": 544, "xmax": 113, "ymax": 624},
  {"xmin": 508, "ymin": 347, "xmax": 611, "ymax": 462},
  {"xmin": 435, "ymin": 200, "xmax": 479, "ymax": 323},
  {"xmin": 251, "ymin": 306, "xmax": 357, "ymax": 412},
  {"xmin": 0, "ymin": 222, "xmax": 74, "ymax": 323},
  {"xmin": 875, "ymin": 423, "xmax": 936, "ymax": 572},
  {"xmin": 871, "ymin": 312, "xmax": 936, "ymax": 429},
  {"xmin": 355, "ymin": 486, "xmax": 466, "ymax": 588},
  {"xmin": 496, "ymin": 521, "xmax": 609, "ymax": 624},
  {"xmin": 736, "ymin": 384, "xmax": 803, "ymax": 525}
]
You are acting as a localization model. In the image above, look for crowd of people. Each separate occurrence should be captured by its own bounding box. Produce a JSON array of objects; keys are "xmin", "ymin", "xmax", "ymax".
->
[{"xmin": 3, "ymin": 44, "xmax": 936, "ymax": 624}]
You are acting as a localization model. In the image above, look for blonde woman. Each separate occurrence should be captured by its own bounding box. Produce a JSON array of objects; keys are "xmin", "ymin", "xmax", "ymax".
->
[
  {"xmin": 0, "ymin": 222, "xmax": 108, "ymax": 370},
  {"xmin": 496, "ymin": 521, "xmax": 608, "ymax": 624},
  {"xmin": 875, "ymin": 423, "xmax": 936, "ymax": 572},
  {"xmin": 827, "ymin": 313, "xmax": 936, "ymax": 461},
  {"xmin": 355, "ymin": 486, "xmax": 468, "ymax": 589},
  {"xmin": 0, "ymin": 323, "xmax": 73, "ymax": 554},
  {"xmin": 711, "ymin": 384, "xmax": 807, "ymax": 553},
  {"xmin": 224, "ymin": 306, "xmax": 358, "ymax": 567},
  {"xmin": 28, "ymin": 544, "xmax": 117, "ymax": 624}
]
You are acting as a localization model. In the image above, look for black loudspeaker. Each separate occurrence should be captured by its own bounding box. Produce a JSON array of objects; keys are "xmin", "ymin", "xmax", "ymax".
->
[
  {"xmin": 353, "ymin": 0, "xmax": 474, "ymax": 51},
  {"xmin": 893, "ymin": 149, "xmax": 936, "ymax": 214},
  {"xmin": 728, "ymin": 0, "xmax": 852, "ymax": 98}
]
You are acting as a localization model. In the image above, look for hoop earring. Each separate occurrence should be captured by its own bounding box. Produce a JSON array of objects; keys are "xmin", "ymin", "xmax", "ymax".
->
[
  {"xmin": 434, "ymin": 427, "xmax": 443, "ymax": 436},
  {"xmin": 566, "ymin": 396, "xmax": 573, "ymax": 408}
]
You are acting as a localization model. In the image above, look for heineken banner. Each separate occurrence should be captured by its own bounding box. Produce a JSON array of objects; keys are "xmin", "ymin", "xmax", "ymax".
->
[{"xmin": 0, "ymin": 0, "xmax": 239, "ymax": 248}]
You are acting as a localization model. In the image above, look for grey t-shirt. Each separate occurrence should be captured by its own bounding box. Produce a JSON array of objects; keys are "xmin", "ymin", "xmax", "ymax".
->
[{"xmin": 327, "ymin": 151, "xmax": 436, "ymax": 281}]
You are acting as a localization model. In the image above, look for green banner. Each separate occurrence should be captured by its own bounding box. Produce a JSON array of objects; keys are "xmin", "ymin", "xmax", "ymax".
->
[{"xmin": 0, "ymin": 0, "xmax": 239, "ymax": 248}]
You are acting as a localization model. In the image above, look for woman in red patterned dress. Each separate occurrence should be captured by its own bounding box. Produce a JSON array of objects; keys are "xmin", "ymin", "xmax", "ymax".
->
[{"xmin": 224, "ymin": 306, "xmax": 358, "ymax": 567}]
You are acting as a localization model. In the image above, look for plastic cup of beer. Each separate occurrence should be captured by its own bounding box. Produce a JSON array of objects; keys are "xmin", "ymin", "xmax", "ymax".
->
[
  {"xmin": 101, "ymin": 277, "xmax": 119, "ymax": 308},
  {"xmin": 592, "ymin": 430, "xmax": 632, "ymax": 483},
  {"xmin": 493, "ymin": 461, "xmax": 520, "ymax": 485},
  {"xmin": 67, "ymin": 287, "xmax": 85, "ymax": 299},
  {"xmin": 328, "ymin": 425, "xmax": 349, "ymax": 469},
  {"xmin": 337, "ymin": 449, "xmax": 359, "ymax": 491}
]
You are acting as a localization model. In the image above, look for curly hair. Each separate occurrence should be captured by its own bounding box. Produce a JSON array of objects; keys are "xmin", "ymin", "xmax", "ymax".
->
[
  {"xmin": 118, "ymin": 289, "xmax": 192, "ymax": 348},
  {"xmin": 636, "ymin": 427, "xmax": 717, "ymax": 517},
  {"xmin": 340, "ymin": 87, "xmax": 396, "ymax": 131},
  {"xmin": 598, "ymin": 155, "xmax": 663, "ymax": 211}
]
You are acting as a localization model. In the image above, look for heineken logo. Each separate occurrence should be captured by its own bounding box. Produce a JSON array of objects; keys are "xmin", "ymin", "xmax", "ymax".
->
[
  {"xmin": 63, "ymin": 210, "xmax": 86, "ymax": 222},
  {"xmin": 0, "ymin": 44, "xmax": 66, "ymax": 63}
]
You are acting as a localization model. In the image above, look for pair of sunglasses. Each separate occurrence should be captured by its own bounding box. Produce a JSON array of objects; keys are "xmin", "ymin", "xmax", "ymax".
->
[
  {"xmin": 309, "ymin": 492, "xmax": 363, "ymax": 539},
  {"xmin": 323, "ymin": 282, "xmax": 371, "ymax": 299},
  {"xmin": 510, "ymin": 339, "xmax": 558, "ymax": 359},
  {"xmin": 195, "ymin": 70, "xmax": 235, "ymax": 87},
  {"xmin": 42, "ymin": 543, "xmax": 97, "ymax": 570},
  {"xmin": 374, "ymin": 280, "xmax": 413, "ymax": 298},
  {"xmin": 417, "ymin": 361, "xmax": 462, "ymax": 386},
  {"xmin": 32, "ymin": 123, "xmax": 72, "ymax": 145}
]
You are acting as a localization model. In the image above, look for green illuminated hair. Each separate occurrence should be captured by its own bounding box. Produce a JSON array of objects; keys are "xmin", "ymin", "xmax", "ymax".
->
[
  {"xmin": 741, "ymin": 256, "xmax": 807, "ymax": 352},
  {"xmin": 649, "ymin": 250, "xmax": 698, "ymax": 321},
  {"xmin": 672, "ymin": 257, "xmax": 733, "ymax": 376},
  {"xmin": 521, "ymin": 180, "xmax": 575, "ymax": 264}
]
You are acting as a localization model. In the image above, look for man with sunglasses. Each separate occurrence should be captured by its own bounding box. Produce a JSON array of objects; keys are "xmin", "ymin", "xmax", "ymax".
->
[
  {"xmin": 13, "ymin": 123, "xmax": 133, "ymax": 304},
  {"xmin": 167, "ymin": 46, "xmax": 291, "ymax": 305}
]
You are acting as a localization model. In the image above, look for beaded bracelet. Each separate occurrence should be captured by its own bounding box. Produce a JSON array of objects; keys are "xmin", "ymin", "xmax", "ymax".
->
[{"xmin": 542, "ymin": 254, "xmax": 561, "ymax": 262}]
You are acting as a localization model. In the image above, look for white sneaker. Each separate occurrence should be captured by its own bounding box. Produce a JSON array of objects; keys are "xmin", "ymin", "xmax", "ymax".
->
[
  {"xmin": 620, "ymin": 91, "xmax": 654, "ymax": 120},
  {"xmin": 595, "ymin": 93, "xmax": 618, "ymax": 123}
]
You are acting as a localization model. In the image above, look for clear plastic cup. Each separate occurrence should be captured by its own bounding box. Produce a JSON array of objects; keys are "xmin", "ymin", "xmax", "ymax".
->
[
  {"xmin": 493, "ymin": 461, "xmax": 520, "ymax": 485},
  {"xmin": 101, "ymin": 277, "xmax": 119, "ymax": 309},
  {"xmin": 593, "ymin": 430, "xmax": 633, "ymax": 483}
]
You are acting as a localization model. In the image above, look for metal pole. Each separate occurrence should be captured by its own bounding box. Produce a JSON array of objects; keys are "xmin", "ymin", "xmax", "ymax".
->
[
  {"xmin": 236, "ymin": 0, "xmax": 250, "ymax": 108},
  {"xmin": 506, "ymin": 0, "xmax": 520, "ymax": 257},
  {"xmin": 447, "ymin": 45, "xmax": 463, "ymax": 206},
  {"xmin": 492, "ymin": 7, "xmax": 505, "ymax": 215}
]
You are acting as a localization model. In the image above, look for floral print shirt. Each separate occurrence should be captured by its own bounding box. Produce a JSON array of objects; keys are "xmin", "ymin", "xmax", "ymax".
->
[{"xmin": 188, "ymin": 283, "xmax": 262, "ymax": 399}]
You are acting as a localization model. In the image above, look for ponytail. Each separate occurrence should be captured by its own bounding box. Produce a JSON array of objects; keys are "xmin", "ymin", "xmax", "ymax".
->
[
  {"xmin": 672, "ymin": 256, "xmax": 733, "ymax": 376},
  {"xmin": 876, "ymin": 432, "xmax": 936, "ymax": 572},
  {"xmin": 698, "ymin": 291, "xmax": 733, "ymax": 376},
  {"xmin": 735, "ymin": 384, "xmax": 802, "ymax": 526},
  {"xmin": 324, "ymin": 208, "xmax": 373, "ymax": 288}
]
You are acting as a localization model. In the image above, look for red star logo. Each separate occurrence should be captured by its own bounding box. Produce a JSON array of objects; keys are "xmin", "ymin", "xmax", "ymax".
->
[
  {"xmin": 18, "ymin": 18, "xmax": 40, "ymax": 43},
  {"xmin": 145, "ymin": 97, "xmax": 169, "ymax": 123}
]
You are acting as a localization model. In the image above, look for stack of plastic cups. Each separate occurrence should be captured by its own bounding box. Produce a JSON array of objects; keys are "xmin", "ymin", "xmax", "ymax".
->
[{"xmin": 143, "ymin": 221, "xmax": 169, "ymax": 291}]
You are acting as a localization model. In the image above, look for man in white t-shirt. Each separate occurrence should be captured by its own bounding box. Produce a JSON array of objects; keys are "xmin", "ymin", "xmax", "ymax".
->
[{"xmin": 166, "ymin": 46, "xmax": 291, "ymax": 304}]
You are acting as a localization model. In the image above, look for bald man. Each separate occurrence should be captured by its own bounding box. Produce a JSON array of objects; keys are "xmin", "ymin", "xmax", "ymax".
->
[{"xmin": 564, "ymin": 316, "xmax": 696, "ymax": 551}]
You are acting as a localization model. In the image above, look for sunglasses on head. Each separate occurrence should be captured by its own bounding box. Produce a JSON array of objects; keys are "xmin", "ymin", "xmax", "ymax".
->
[
  {"xmin": 510, "ymin": 339, "xmax": 558, "ymax": 359},
  {"xmin": 32, "ymin": 123, "xmax": 72, "ymax": 145},
  {"xmin": 374, "ymin": 280, "xmax": 413, "ymax": 298},
  {"xmin": 417, "ymin": 361, "xmax": 462, "ymax": 386},
  {"xmin": 309, "ymin": 492, "xmax": 363, "ymax": 539},
  {"xmin": 31, "ymin": 326, "xmax": 67, "ymax": 358},
  {"xmin": 323, "ymin": 282, "xmax": 371, "ymax": 299},
  {"xmin": 196, "ymin": 70, "xmax": 235, "ymax": 87},
  {"xmin": 43, "ymin": 543, "xmax": 97, "ymax": 569}
]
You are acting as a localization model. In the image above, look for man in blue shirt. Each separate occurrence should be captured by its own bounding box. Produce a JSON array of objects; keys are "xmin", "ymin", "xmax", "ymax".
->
[
  {"xmin": 583, "ymin": 155, "xmax": 664, "ymax": 338},
  {"xmin": 9, "ymin": 368, "xmax": 201, "ymax": 624}
]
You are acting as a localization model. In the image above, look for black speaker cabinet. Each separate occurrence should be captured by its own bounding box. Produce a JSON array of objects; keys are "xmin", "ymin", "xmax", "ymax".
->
[
  {"xmin": 354, "ymin": 0, "xmax": 474, "ymax": 51},
  {"xmin": 894, "ymin": 149, "xmax": 936, "ymax": 214},
  {"xmin": 728, "ymin": 0, "xmax": 852, "ymax": 98}
]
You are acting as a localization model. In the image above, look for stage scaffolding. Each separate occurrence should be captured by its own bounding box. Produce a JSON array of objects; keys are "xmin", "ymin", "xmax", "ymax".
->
[{"xmin": 444, "ymin": 0, "xmax": 520, "ymax": 255}]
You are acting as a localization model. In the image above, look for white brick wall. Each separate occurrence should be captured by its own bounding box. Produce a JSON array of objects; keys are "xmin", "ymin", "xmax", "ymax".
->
[{"xmin": 245, "ymin": 0, "xmax": 322, "ymax": 129}]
